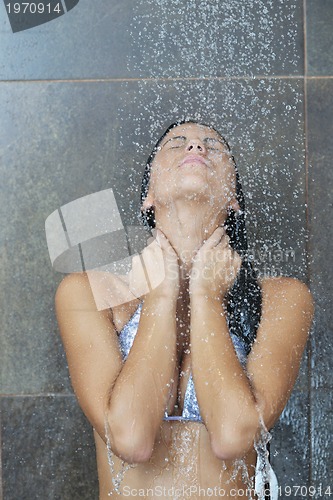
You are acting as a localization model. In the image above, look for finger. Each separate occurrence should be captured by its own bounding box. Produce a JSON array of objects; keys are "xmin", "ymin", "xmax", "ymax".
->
[
  {"xmin": 201, "ymin": 226, "xmax": 225, "ymax": 249},
  {"xmin": 217, "ymin": 231, "xmax": 230, "ymax": 248},
  {"xmin": 146, "ymin": 236, "xmax": 162, "ymax": 254},
  {"xmin": 154, "ymin": 229, "xmax": 177, "ymax": 256},
  {"xmin": 142, "ymin": 247, "xmax": 165, "ymax": 289},
  {"xmin": 128, "ymin": 255, "xmax": 150, "ymax": 296}
]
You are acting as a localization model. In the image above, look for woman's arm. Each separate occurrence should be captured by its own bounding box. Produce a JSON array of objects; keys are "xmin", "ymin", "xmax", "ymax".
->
[
  {"xmin": 245, "ymin": 276, "xmax": 314, "ymax": 431},
  {"xmin": 107, "ymin": 289, "xmax": 178, "ymax": 462},
  {"xmin": 55, "ymin": 273, "xmax": 123, "ymax": 446},
  {"xmin": 107, "ymin": 232, "xmax": 180, "ymax": 462},
  {"xmin": 189, "ymin": 229, "xmax": 314, "ymax": 460},
  {"xmin": 55, "ymin": 233, "xmax": 179, "ymax": 464},
  {"xmin": 190, "ymin": 291, "xmax": 259, "ymax": 460}
]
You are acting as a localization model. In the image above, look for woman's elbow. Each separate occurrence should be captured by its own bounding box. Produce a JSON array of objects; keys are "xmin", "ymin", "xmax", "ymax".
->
[
  {"xmin": 106, "ymin": 414, "xmax": 155, "ymax": 464},
  {"xmin": 210, "ymin": 421, "xmax": 258, "ymax": 461},
  {"xmin": 112, "ymin": 437, "xmax": 154, "ymax": 464}
]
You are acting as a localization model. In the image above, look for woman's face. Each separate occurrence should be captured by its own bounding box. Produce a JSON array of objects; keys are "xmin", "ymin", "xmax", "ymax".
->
[{"xmin": 145, "ymin": 123, "xmax": 238, "ymax": 214}]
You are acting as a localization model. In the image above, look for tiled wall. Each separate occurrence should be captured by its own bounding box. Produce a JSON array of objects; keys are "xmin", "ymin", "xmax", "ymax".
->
[{"xmin": 0, "ymin": 1, "xmax": 332, "ymax": 498}]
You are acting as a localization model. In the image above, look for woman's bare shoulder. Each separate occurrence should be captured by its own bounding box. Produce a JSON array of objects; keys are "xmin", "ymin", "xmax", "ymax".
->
[
  {"xmin": 55, "ymin": 272, "xmax": 94, "ymax": 307},
  {"xmin": 258, "ymin": 275, "xmax": 314, "ymax": 314},
  {"xmin": 55, "ymin": 271, "xmax": 128, "ymax": 309},
  {"xmin": 55, "ymin": 271, "xmax": 141, "ymax": 334}
]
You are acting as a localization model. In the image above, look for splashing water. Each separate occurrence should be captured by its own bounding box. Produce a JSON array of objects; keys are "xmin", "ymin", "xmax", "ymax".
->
[
  {"xmin": 128, "ymin": 0, "xmax": 301, "ymax": 78},
  {"xmin": 117, "ymin": 76, "xmax": 305, "ymax": 280},
  {"xmin": 116, "ymin": 0, "xmax": 305, "ymax": 284},
  {"xmin": 169, "ymin": 425, "xmax": 199, "ymax": 496},
  {"xmin": 253, "ymin": 415, "xmax": 278, "ymax": 500},
  {"xmin": 104, "ymin": 417, "xmax": 138, "ymax": 496},
  {"xmin": 223, "ymin": 415, "xmax": 276, "ymax": 500},
  {"xmin": 227, "ymin": 456, "xmax": 255, "ymax": 500},
  {"xmin": 106, "ymin": 1, "xmax": 305, "ymax": 496}
]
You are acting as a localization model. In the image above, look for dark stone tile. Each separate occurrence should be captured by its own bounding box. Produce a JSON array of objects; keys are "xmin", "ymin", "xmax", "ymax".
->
[
  {"xmin": 0, "ymin": 82, "xmax": 125, "ymax": 394},
  {"xmin": 0, "ymin": 0, "xmax": 303, "ymax": 79},
  {"xmin": 1, "ymin": 79, "xmax": 307, "ymax": 394},
  {"xmin": 0, "ymin": 226, "xmax": 72, "ymax": 393},
  {"xmin": 307, "ymin": 0, "xmax": 333, "ymax": 76},
  {"xmin": 127, "ymin": 0, "xmax": 304, "ymax": 78},
  {"xmin": 293, "ymin": 347, "xmax": 309, "ymax": 392},
  {"xmin": 0, "ymin": 0, "xmax": 134, "ymax": 80},
  {"xmin": 1, "ymin": 396, "xmax": 98, "ymax": 500},
  {"xmin": 311, "ymin": 390, "xmax": 333, "ymax": 487},
  {"xmin": 307, "ymin": 79, "xmax": 333, "ymax": 389},
  {"xmin": 117, "ymin": 79, "xmax": 308, "ymax": 281},
  {"xmin": 270, "ymin": 390, "xmax": 310, "ymax": 490}
]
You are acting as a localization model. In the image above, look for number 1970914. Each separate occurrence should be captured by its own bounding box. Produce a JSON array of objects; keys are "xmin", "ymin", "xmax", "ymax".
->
[{"xmin": 6, "ymin": 3, "xmax": 62, "ymax": 14}]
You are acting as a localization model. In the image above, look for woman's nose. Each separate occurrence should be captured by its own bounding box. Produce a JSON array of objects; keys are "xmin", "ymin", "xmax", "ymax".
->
[{"xmin": 185, "ymin": 139, "xmax": 207, "ymax": 154}]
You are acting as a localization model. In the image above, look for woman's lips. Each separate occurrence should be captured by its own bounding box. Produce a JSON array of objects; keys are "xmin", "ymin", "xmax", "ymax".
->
[{"xmin": 179, "ymin": 155, "xmax": 208, "ymax": 167}]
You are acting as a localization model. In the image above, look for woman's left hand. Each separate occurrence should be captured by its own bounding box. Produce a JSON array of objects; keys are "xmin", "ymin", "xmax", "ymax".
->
[{"xmin": 189, "ymin": 226, "xmax": 242, "ymax": 299}]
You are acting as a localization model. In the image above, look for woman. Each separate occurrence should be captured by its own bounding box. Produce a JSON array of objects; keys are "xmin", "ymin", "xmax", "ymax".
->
[{"xmin": 55, "ymin": 120, "xmax": 314, "ymax": 499}]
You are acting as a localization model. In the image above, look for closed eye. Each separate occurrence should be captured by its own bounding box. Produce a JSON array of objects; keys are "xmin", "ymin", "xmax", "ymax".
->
[
  {"xmin": 203, "ymin": 138, "xmax": 228, "ymax": 152},
  {"xmin": 161, "ymin": 135, "xmax": 229, "ymax": 152},
  {"xmin": 162, "ymin": 136, "xmax": 186, "ymax": 149}
]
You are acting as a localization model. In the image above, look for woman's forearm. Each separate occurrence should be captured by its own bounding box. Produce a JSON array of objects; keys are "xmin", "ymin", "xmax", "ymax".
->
[
  {"xmin": 107, "ymin": 290, "xmax": 177, "ymax": 462},
  {"xmin": 190, "ymin": 292, "xmax": 259, "ymax": 459}
]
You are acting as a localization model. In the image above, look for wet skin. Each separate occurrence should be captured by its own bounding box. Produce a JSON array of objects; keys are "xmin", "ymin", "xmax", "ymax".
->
[
  {"xmin": 55, "ymin": 123, "xmax": 314, "ymax": 499},
  {"xmin": 94, "ymin": 292, "xmax": 259, "ymax": 500}
]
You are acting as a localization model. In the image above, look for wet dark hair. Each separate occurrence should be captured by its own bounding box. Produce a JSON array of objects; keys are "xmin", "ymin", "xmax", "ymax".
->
[{"xmin": 140, "ymin": 120, "xmax": 262, "ymax": 352}]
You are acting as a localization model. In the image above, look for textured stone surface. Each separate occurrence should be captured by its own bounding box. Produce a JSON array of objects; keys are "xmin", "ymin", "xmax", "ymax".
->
[
  {"xmin": 0, "ymin": 0, "xmax": 133, "ymax": 80},
  {"xmin": 270, "ymin": 390, "xmax": 310, "ymax": 491},
  {"xmin": 0, "ymin": 0, "xmax": 303, "ymax": 80},
  {"xmin": 115, "ymin": 78, "xmax": 307, "ymax": 284},
  {"xmin": 307, "ymin": 79, "xmax": 333, "ymax": 389},
  {"xmin": 1, "ymin": 0, "xmax": 331, "ymax": 494},
  {"xmin": 127, "ymin": 0, "xmax": 304, "ymax": 78},
  {"xmin": 0, "ymin": 79, "xmax": 308, "ymax": 394},
  {"xmin": 311, "ymin": 389, "xmax": 333, "ymax": 487},
  {"xmin": 1, "ymin": 396, "xmax": 98, "ymax": 500},
  {"xmin": 307, "ymin": 0, "xmax": 333, "ymax": 76}
]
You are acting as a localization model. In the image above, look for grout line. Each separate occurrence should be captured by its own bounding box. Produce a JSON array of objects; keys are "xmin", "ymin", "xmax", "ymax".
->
[
  {"xmin": 0, "ymin": 75, "xmax": 332, "ymax": 85},
  {"xmin": 0, "ymin": 75, "xmax": 319, "ymax": 84},
  {"xmin": 304, "ymin": 75, "xmax": 333, "ymax": 79},
  {"xmin": 304, "ymin": 0, "xmax": 308, "ymax": 78},
  {"xmin": 303, "ymin": 0, "xmax": 313, "ymax": 489}
]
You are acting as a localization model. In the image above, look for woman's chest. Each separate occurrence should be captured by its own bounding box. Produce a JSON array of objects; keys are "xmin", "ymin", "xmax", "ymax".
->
[
  {"xmin": 95, "ymin": 424, "xmax": 257, "ymax": 499},
  {"xmin": 113, "ymin": 299, "xmax": 194, "ymax": 417}
]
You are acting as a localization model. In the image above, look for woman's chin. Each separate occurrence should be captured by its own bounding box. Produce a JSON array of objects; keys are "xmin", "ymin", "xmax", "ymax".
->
[{"xmin": 176, "ymin": 176, "xmax": 212, "ymax": 197}]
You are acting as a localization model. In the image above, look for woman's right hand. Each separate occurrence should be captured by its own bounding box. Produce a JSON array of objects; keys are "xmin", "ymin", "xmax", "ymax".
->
[{"xmin": 129, "ymin": 228, "xmax": 179, "ymax": 299}]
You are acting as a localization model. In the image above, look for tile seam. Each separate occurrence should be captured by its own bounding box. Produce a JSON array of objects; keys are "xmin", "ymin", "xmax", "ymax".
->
[
  {"xmin": 0, "ymin": 75, "xmax": 314, "ymax": 84},
  {"xmin": 303, "ymin": 0, "xmax": 313, "ymax": 488},
  {"xmin": 0, "ymin": 76, "xmax": 332, "ymax": 84}
]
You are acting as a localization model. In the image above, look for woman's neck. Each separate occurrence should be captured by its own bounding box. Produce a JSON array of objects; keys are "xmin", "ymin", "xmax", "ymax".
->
[{"xmin": 155, "ymin": 200, "xmax": 227, "ymax": 275}]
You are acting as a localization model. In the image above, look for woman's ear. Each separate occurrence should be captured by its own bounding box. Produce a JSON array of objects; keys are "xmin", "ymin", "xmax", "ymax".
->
[
  {"xmin": 141, "ymin": 192, "xmax": 155, "ymax": 212},
  {"xmin": 228, "ymin": 199, "xmax": 241, "ymax": 213}
]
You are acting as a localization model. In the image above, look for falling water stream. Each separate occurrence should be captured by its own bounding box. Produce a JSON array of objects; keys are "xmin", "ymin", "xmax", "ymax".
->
[
  {"xmin": 104, "ymin": 418, "xmax": 138, "ymax": 496},
  {"xmin": 101, "ymin": 0, "xmax": 305, "ymax": 496},
  {"xmin": 104, "ymin": 413, "xmax": 275, "ymax": 499},
  {"xmin": 41, "ymin": 0, "xmax": 312, "ymax": 496}
]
